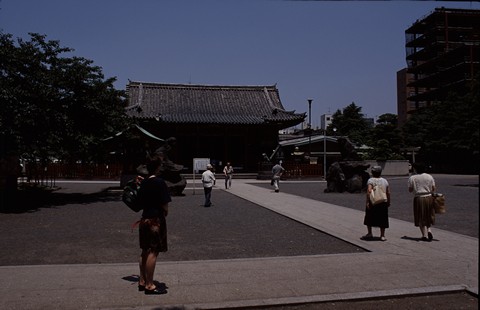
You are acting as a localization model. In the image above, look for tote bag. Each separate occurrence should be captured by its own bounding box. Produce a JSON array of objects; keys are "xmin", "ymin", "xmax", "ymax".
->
[
  {"xmin": 369, "ymin": 183, "xmax": 387, "ymax": 205},
  {"xmin": 432, "ymin": 193, "xmax": 446, "ymax": 214}
]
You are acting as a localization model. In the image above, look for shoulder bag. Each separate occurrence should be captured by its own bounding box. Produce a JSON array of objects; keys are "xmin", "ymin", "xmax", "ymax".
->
[
  {"xmin": 432, "ymin": 193, "xmax": 446, "ymax": 214},
  {"xmin": 369, "ymin": 182, "xmax": 387, "ymax": 205}
]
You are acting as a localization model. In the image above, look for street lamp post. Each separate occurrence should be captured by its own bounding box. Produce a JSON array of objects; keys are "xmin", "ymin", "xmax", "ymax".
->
[
  {"xmin": 323, "ymin": 127, "xmax": 337, "ymax": 179},
  {"xmin": 323, "ymin": 130, "xmax": 327, "ymax": 178},
  {"xmin": 307, "ymin": 99, "xmax": 312, "ymax": 157}
]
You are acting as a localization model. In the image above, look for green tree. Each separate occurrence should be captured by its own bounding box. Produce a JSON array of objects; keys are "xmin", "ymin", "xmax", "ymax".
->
[
  {"xmin": 329, "ymin": 102, "xmax": 370, "ymax": 145},
  {"xmin": 402, "ymin": 79, "xmax": 479, "ymax": 173},
  {"xmin": 0, "ymin": 32, "xmax": 128, "ymax": 164},
  {"xmin": 366, "ymin": 113, "xmax": 404, "ymax": 161}
]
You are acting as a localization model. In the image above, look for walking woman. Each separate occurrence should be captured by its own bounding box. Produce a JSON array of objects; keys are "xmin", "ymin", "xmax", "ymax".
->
[
  {"xmin": 408, "ymin": 163, "xmax": 436, "ymax": 241},
  {"xmin": 362, "ymin": 166, "xmax": 390, "ymax": 241}
]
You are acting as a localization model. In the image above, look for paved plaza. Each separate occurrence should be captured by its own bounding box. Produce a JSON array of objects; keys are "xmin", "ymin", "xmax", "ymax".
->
[{"xmin": 0, "ymin": 174, "xmax": 477, "ymax": 309}]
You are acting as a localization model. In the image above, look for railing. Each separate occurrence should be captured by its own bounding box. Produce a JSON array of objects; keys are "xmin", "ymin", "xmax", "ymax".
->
[
  {"xmin": 282, "ymin": 163, "xmax": 324, "ymax": 178},
  {"xmin": 53, "ymin": 163, "xmax": 123, "ymax": 179},
  {"xmin": 22, "ymin": 161, "xmax": 325, "ymax": 184},
  {"xmin": 21, "ymin": 162, "xmax": 124, "ymax": 184}
]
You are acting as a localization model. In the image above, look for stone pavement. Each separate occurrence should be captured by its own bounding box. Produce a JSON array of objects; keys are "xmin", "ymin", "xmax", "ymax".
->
[{"xmin": 0, "ymin": 178, "xmax": 477, "ymax": 309}]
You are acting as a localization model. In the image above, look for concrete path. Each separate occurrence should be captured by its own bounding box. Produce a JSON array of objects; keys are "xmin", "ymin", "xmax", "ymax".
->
[{"xmin": 0, "ymin": 179, "xmax": 477, "ymax": 309}]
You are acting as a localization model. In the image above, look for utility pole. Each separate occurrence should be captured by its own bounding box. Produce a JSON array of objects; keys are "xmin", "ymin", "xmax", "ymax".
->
[{"xmin": 307, "ymin": 99, "xmax": 312, "ymax": 157}]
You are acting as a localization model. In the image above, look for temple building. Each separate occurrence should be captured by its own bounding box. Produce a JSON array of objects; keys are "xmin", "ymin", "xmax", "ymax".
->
[{"xmin": 125, "ymin": 82, "xmax": 305, "ymax": 173}]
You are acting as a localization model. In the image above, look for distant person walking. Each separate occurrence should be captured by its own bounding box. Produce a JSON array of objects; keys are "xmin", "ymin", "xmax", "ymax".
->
[
  {"xmin": 223, "ymin": 162, "xmax": 234, "ymax": 189},
  {"xmin": 408, "ymin": 163, "xmax": 436, "ymax": 241},
  {"xmin": 271, "ymin": 161, "xmax": 285, "ymax": 193},
  {"xmin": 202, "ymin": 164, "xmax": 216, "ymax": 207},
  {"xmin": 137, "ymin": 155, "xmax": 171, "ymax": 295},
  {"xmin": 362, "ymin": 166, "xmax": 390, "ymax": 241}
]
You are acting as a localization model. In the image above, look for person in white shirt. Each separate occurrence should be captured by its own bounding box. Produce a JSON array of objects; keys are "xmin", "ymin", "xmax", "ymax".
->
[
  {"xmin": 362, "ymin": 166, "xmax": 390, "ymax": 241},
  {"xmin": 223, "ymin": 162, "xmax": 234, "ymax": 189},
  {"xmin": 201, "ymin": 164, "xmax": 216, "ymax": 207},
  {"xmin": 408, "ymin": 163, "xmax": 436, "ymax": 241},
  {"xmin": 271, "ymin": 161, "xmax": 285, "ymax": 193}
]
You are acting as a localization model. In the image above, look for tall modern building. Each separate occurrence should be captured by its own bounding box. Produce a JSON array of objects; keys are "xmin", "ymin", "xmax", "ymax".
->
[
  {"xmin": 397, "ymin": 7, "xmax": 480, "ymax": 125},
  {"xmin": 320, "ymin": 114, "xmax": 332, "ymax": 131}
]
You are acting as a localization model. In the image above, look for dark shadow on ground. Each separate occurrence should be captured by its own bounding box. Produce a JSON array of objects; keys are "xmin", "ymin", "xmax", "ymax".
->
[
  {"xmin": 121, "ymin": 275, "xmax": 168, "ymax": 292},
  {"xmin": 242, "ymin": 291, "xmax": 478, "ymax": 310},
  {"xmin": 401, "ymin": 236, "xmax": 439, "ymax": 242},
  {"xmin": 1, "ymin": 186, "xmax": 120, "ymax": 214},
  {"xmin": 359, "ymin": 236, "xmax": 386, "ymax": 242}
]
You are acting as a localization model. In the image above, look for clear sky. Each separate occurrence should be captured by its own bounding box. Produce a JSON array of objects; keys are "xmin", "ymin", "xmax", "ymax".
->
[{"xmin": 1, "ymin": 0, "xmax": 479, "ymax": 128}]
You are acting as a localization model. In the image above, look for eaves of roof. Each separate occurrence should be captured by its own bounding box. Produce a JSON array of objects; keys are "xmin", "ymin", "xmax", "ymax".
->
[
  {"xmin": 279, "ymin": 135, "xmax": 339, "ymax": 147},
  {"xmin": 125, "ymin": 82, "xmax": 305, "ymax": 126}
]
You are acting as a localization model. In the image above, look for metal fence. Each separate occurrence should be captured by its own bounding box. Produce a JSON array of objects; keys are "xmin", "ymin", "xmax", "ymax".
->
[
  {"xmin": 21, "ymin": 161, "xmax": 325, "ymax": 186},
  {"xmin": 282, "ymin": 163, "xmax": 324, "ymax": 178},
  {"xmin": 258, "ymin": 162, "xmax": 324, "ymax": 179},
  {"xmin": 21, "ymin": 162, "xmax": 123, "ymax": 185}
]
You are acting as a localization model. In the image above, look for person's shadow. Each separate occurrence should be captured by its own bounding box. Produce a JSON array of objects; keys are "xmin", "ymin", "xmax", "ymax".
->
[
  {"xmin": 122, "ymin": 275, "xmax": 168, "ymax": 292},
  {"xmin": 360, "ymin": 236, "xmax": 385, "ymax": 241},
  {"xmin": 401, "ymin": 236, "xmax": 437, "ymax": 242}
]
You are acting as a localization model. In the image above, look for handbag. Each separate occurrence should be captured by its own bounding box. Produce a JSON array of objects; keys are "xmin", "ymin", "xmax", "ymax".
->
[
  {"xmin": 122, "ymin": 178, "xmax": 143, "ymax": 212},
  {"xmin": 432, "ymin": 193, "xmax": 446, "ymax": 214},
  {"xmin": 369, "ymin": 184, "xmax": 387, "ymax": 205}
]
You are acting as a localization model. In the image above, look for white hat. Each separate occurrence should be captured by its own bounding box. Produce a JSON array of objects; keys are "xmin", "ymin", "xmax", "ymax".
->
[{"xmin": 206, "ymin": 164, "xmax": 213, "ymax": 169}]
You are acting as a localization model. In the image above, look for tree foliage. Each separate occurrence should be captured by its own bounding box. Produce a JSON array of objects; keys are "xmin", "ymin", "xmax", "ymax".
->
[
  {"xmin": 403, "ymin": 92, "xmax": 479, "ymax": 154},
  {"xmin": 327, "ymin": 102, "xmax": 405, "ymax": 161},
  {"xmin": 402, "ymin": 80, "xmax": 479, "ymax": 172},
  {"xmin": 328, "ymin": 102, "xmax": 370, "ymax": 145},
  {"xmin": 0, "ymin": 32, "xmax": 128, "ymax": 163},
  {"xmin": 367, "ymin": 113, "xmax": 404, "ymax": 161}
]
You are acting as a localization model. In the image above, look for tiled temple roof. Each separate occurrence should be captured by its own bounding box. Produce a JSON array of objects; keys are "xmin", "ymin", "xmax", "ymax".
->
[{"xmin": 126, "ymin": 82, "xmax": 305, "ymax": 127}]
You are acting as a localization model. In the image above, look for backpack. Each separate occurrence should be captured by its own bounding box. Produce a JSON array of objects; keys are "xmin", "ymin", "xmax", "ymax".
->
[{"xmin": 122, "ymin": 179, "xmax": 142, "ymax": 212}]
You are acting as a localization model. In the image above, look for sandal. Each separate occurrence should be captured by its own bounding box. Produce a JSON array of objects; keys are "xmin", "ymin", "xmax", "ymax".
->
[
  {"xmin": 145, "ymin": 287, "xmax": 167, "ymax": 295},
  {"xmin": 361, "ymin": 234, "xmax": 373, "ymax": 240}
]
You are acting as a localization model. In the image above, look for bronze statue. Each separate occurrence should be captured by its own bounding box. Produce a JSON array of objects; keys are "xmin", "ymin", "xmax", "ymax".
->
[
  {"xmin": 151, "ymin": 137, "xmax": 186, "ymax": 196},
  {"xmin": 325, "ymin": 137, "xmax": 369, "ymax": 193}
]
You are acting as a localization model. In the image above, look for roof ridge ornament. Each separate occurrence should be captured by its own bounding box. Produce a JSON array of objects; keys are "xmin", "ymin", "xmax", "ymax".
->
[
  {"xmin": 263, "ymin": 86, "xmax": 285, "ymax": 112},
  {"xmin": 125, "ymin": 83, "xmax": 143, "ymax": 113}
]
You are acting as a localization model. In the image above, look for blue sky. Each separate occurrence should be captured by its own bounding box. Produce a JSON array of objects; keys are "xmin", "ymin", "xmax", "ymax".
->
[{"xmin": 1, "ymin": 0, "xmax": 479, "ymax": 128}]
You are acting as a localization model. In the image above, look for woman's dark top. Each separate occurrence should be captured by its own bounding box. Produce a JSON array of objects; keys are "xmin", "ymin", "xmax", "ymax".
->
[{"xmin": 138, "ymin": 176, "xmax": 171, "ymax": 219}]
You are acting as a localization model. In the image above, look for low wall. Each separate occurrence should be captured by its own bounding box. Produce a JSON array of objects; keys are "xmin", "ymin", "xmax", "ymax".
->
[{"xmin": 364, "ymin": 160, "xmax": 410, "ymax": 176}]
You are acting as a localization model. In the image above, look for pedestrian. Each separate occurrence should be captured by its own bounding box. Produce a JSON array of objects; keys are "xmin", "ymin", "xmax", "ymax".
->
[
  {"xmin": 271, "ymin": 161, "xmax": 285, "ymax": 193},
  {"xmin": 202, "ymin": 163, "xmax": 216, "ymax": 207},
  {"xmin": 223, "ymin": 162, "xmax": 234, "ymax": 189},
  {"xmin": 362, "ymin": 166, "xmax": 390, "ymax": 241},
  {"xmin": 408, "ymin": 163, "xmax": 436, "ymax": 241},
  {"xmin": 136, "ymin": 155, "xmax": 171, "ymax": 295}
]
